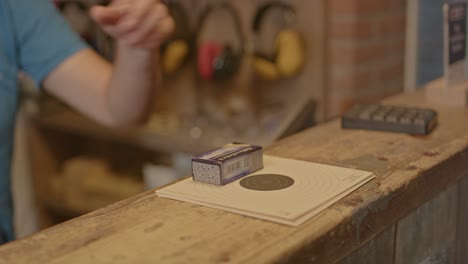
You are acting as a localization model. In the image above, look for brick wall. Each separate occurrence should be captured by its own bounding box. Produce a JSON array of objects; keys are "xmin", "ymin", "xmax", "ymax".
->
[{"xmin": 327, "ymin": 0, "xmax": 407, "ymax": 118}]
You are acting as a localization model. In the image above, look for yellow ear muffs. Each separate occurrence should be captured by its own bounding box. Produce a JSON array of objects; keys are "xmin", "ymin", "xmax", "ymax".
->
[
  {"xmin": 251, "ymin": 2, "xmax": 305, "ymax": 80},
  {"xmin": 252, "ymin": 55, "xmax": 280, "ymax": 80},
  {"xmin": 160, "ymin": 2, "xmax": 192, "ymax": 76},
  {"xmin": 162, "ymin": 39, "xmax": 189, "ymax": 75},
  {"xmin": 275, "ymin": 29, "xmax": 304, "ymax": 77}
]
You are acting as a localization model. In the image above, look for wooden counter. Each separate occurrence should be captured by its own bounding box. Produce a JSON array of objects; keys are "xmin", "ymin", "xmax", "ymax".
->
[{"xmin": 1, "ymin": 82, "xmax": 468, "ymax": 263}]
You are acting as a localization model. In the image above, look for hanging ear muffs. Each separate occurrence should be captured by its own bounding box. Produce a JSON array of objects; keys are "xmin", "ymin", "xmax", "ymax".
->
[
  {"xmin": 252, "ymin": 2, "xmax": 305, "ymax": 80},
  {"xmin": 196, "ymin": 3, "xmax": 245, "ymax": 81},
  {"xmin": 161, "ymin": 1, "xmax": 192, "ymax": 75}
]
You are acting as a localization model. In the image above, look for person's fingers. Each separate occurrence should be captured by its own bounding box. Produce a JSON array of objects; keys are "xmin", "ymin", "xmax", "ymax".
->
[
  {"xmin": 114, "ymin": 0, "xmax": 155, "ymax": 35},
  {"xmin": 112, "ymin": 0, "xmax": 127, "ymax": 5},
  {"xmin": 92, "ymin": 0, "xmax": 173, "ymax": 49},
  {"xmin": 135, "ymin": 16, "xmax": 174, "ymax": 49},
  {"xmin": 126, "ymin": 4, "xmax": 170, "ymax": 46},
  {"xmin": 98, "ymin": 24, "xmax": 121, "ymax": 38},
  {"xmin": 89, "ymin": 4, "xmax": 128, "ymax": 26}
]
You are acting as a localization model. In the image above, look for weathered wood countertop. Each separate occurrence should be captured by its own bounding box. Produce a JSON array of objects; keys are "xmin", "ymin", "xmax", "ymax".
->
[{"xmin": 1, "ymin": 81, "xmax": 468, "ymax": 263}]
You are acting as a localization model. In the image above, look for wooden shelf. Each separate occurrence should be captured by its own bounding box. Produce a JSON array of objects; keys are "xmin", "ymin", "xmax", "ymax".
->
[{"xmin": 30, "ymin": 97, "xmax": 315, "ymax": 155}]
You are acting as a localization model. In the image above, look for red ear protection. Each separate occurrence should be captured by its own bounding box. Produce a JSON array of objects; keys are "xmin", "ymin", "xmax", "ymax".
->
[
  {"xmin": 196, "ymin": 3, "xmax": 244, "ymax": 81},
  {"xmin": 197, "ymin": 42, "xmax": 223, "ymax": 80}
]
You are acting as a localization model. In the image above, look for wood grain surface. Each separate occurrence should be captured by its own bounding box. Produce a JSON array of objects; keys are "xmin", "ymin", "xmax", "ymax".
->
[
  {"xmin": 456, "ymin": 175, "xmax": 468, "ymax": 264},
  {"xmin": 2, "ymin": 81, "xmax": 468, "ymax": 263},
  {"xmin": 394, "ymin": 185, "xmax": 458, "ymax": 264}
]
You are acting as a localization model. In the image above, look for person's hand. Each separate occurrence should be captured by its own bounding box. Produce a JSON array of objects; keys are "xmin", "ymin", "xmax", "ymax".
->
[{"xmin": 90, "ymin": 0, "xmax": 174, "ymax": 50}]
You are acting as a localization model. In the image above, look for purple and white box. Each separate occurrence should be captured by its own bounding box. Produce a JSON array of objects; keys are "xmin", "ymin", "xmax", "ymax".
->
[{"xmin": 191, "ymin": 143, "xmax": 263, "ymax": 185}]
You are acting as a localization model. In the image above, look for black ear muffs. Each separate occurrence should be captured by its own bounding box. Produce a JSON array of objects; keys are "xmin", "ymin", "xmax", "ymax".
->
[
  {"xmin": 161, "ymin": 2, "xmax": 192, "ymax": 75},
  {"xmin": 252, "ymin": 2, "xmax": 305, "ymax": 80},
  {"xmin": 196, "ymin": 3, "xmax": 245, "ymax": 81},
  {"xmin": 213, "ymin": 45, "xmax": 242, "ymax": 79}
]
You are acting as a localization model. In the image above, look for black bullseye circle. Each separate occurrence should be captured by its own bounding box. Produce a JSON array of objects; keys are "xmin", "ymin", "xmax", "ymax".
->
[{"xmin": 240, "ymin": 174, "xmax": 294, "ymax": 191}]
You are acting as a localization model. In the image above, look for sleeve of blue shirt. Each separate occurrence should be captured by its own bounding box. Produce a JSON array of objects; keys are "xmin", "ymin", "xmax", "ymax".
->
[{"xmin": 8, "ymin": 0, "xmax": 88, "ymax": 87}]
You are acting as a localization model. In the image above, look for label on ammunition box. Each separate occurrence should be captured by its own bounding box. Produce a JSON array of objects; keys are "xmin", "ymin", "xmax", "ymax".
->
[{"xmin": 192, "ymin": 143, "xmax": 263, "ymax": 186}]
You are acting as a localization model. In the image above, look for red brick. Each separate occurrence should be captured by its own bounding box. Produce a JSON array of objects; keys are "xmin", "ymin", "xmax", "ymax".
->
[
  {"xmin": 329, "ymin": 19, "xmax": 374, "ymax": 39},
  {"xmin": 378, "ymin": 14, "xmax": 406, "ymax": 34},
  {"xmin": 384, "ymin": 38, "xmax": 406, "ymax": 53},
  {"xmin": 329, "ymin": 0, "xmax": 359, "ymax": 14},
  {"xmin": 328, "ymin": 96, "xmax": 380, "ymax": 117},
  {"xmin": 356, "ymin": 0, "xmax": 392, "ymax": 13},
  {"xmin": 330, "ymin": 71, "xmax": 372, "ymax": 91},
  {"xmin": 327, "ymin": 95, "xmax": 352, "ymax": 117},
  {"xmin": 383, "ymin": 0, "xmax": 407, "ymax": 11},
  {"xmin": 383, "ymin": 83, "xmax": 404, "ymax": 97},
  {"xmin": 329, "ymin": 44, "xmax": 387, "ymax": 65},
  {"xmin": 327, "ymin": 0, "xmax": 408, "ymax": 119},
  {"xmin": 377, "ymin": 62, "xmax": 404, "ymax": 82},
  {"xmin": 329, "ymin": 0, "xmax": 396, "ymax": 14},
  {"xmin": 338, "ymin": 98, "xmax": 360, "ymax": 114},
  {"xmin": 363, "ymin": 82, "xmax": 403, "ymax": 100}
]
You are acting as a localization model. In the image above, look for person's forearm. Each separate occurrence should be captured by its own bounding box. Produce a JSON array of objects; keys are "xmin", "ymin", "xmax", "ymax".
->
[
  {"xmin": 43, "ymin": 0, "xmax": 173, "ymax": 128},
  {"xmin": 107, "ymin": 42, "xmax": 159, "ymax": 126}
]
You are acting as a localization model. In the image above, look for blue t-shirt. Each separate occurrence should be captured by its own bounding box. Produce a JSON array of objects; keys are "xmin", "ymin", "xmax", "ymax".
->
[{"xmin": 0, "ymin": 0, "xmax": 86, "ymax": 242}]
